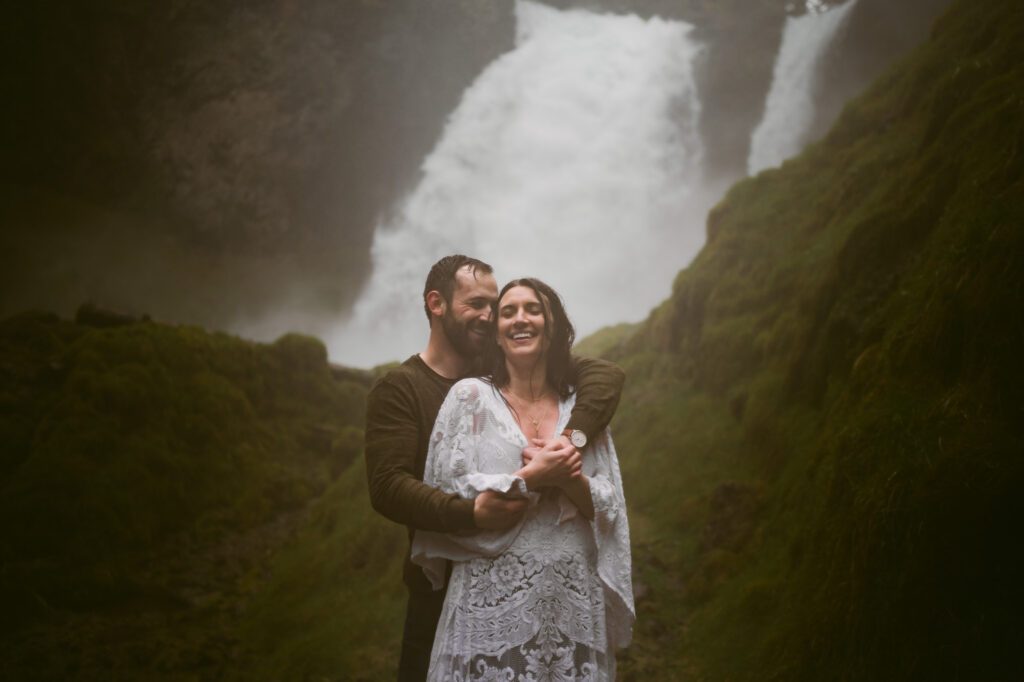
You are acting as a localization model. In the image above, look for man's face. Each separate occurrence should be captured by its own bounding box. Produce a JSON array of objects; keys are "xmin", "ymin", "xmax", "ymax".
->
[{"xmin": 441, "ymin": 266, "xmax": 499, "ymax": 358}]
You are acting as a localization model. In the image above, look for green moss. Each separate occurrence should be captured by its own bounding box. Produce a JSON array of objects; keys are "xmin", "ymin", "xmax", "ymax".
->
[
  {"xmin": 232, "ymin": 461, "xmax": 406, "ymax": 680},
  {"xmin": 611, "ymin": 0, "xmax": 1024, "ymax": 678},
  {"xmin": 573, "ymin": 322, "xmax": 641, "ymax": 358},
  {"xmin": 0, "ymin": 312, "xmax": 369, "ymax": 677}
]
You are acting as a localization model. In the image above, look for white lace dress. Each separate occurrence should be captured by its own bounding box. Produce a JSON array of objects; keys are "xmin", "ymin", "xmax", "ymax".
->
[{"xmin": 411, "ymin": 378, "xmax": 634, "ymax": 682}]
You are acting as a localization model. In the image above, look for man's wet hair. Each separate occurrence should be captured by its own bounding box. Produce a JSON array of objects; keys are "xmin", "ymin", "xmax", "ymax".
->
[{"xmin": 423, "ymin": 254, "xmax": 494, "ymax": 322}]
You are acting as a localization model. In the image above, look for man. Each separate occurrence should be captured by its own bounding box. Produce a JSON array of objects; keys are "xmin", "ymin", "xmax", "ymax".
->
[{"xmin": 364, "ymin": 254, "xmax": 625, "ymax": 681}]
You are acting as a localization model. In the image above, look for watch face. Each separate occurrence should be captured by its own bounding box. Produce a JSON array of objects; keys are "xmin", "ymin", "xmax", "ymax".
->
[{"xmin": 569, "ymin": 430, "xmax": 587, "ymax": 448}]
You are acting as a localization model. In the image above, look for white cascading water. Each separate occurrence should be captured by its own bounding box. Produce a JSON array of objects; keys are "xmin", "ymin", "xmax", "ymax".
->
[
  {"xmin": 329, "ymin": 0, "xmax": 709, "ymax": 367},
  {"xmin": 747, "ymin": 0, "xmax": 857, "ymax": 175}
]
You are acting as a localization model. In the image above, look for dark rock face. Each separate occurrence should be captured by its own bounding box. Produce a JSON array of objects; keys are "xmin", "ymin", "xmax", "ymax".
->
[
  {"xmin": 695, "ymin": 0, "xmax": 953, "ymax": 179},
  {"xmin": 3, "ymin": 0, "xmax": 513, "ymax": 325},
  {"xmin": 812, "ymin": 0, "xmax": 954, "ymax": 146}
]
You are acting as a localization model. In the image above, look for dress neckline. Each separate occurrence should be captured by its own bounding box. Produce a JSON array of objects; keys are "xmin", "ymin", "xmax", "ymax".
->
[{"xmin": 482, "ymin": 379, "xmax": 573, "ymax": 445}]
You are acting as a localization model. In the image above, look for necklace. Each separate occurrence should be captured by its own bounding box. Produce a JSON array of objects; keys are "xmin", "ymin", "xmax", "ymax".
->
[
  {"xmin": 523, "ymin": 413, "xmax": 541, "ymax": 438},
  {"xmin": 503, "ymin": 388, "xmax": 551, "ymax": 439}
]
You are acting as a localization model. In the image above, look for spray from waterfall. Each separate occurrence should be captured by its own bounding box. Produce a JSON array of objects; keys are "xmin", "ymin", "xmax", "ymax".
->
[
  {"xmin": 328, "ymin": 0, "xmax": 710, "ymax": 367},
  {"xmin": 747, "ymin": 0, "xmax": 858, "ymax": 175}
]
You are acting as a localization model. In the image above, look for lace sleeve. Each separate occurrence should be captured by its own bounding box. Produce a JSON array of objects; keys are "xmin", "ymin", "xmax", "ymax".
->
[
  {"xmin": 411, "ymin": 379, "xmax": 535, "ymax": 589},
  {"xmin": 583, "ymin": 428, "xmax": 636, "ymax": 647}
]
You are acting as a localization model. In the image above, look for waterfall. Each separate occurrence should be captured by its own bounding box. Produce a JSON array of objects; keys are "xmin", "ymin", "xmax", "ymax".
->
[
  {"xmin": 747, "ymin": 0, "xmax": 857, "ymax": 175},
  {"xmin": 329, "ymin": 0, "xmax": 709, "ymax": 367}
]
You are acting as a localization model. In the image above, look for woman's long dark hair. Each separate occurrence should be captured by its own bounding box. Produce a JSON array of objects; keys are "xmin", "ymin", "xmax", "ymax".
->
[{"xmin": 484, "ymin": 277, "xmax": 577, "ymax": 400}]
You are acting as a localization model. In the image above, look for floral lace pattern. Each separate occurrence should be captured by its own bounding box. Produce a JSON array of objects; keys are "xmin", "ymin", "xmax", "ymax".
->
[
  {"xmin": 412, "ymin": 379, "xmax": 634, "ymax": 681},
  {"xmin": 436, "ymin": 634, "xmax": 609, "ymax": 682}
]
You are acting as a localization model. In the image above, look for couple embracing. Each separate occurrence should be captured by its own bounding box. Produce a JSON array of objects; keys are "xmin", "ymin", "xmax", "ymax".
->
[{"xmin": 365, "ymin": 255, "xmax": 634, "ymax": 681}]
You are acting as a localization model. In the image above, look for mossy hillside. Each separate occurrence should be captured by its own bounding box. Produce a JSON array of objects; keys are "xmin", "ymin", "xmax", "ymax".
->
[
  {"xmin": 1, "ymin": 313, "xmax": 365, "ymax": 563},
  {"xmin": 231, "ymin": 460, "xmax": 407, "ymax": 681},
  {"xmin": 608, "ymin": 0, "xmax": 1023, "ymax": 678},
  {"xmin": 572, "ymin": 321, "xmax": 641, "ymax": 358},
  {"xmin": 0, "ymin": 311, "xmax": 369, "ymax": 678}
]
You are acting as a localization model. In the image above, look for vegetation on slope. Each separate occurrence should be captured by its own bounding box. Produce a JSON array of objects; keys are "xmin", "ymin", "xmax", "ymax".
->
[
  {"xmin": 609, "ymin": 0, "xmax": 1023, "ymax": 678},
  {"xmin": 0, "ymin": 310, "xmax": 369, "ymax": 679},
  {"xmin": 232, "ymin": 462, "xmax": 407, "ymax": 680}
]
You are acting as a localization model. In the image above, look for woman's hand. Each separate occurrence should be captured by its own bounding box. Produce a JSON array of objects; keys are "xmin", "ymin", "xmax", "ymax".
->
[
  {"xmin": 523, "ymin": 437, "xmax": 593, "ymax": 519},
  {"xmin": 518, "ymin": 437, "xmax": 582, "ymax": 490}
]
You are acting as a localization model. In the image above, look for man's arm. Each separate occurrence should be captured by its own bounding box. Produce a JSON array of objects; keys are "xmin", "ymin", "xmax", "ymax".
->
[
  {"xmin": 567, "ymin": 355, "xmax": 626, "ymax": 440},
  {"xmin": 364, "ymin": 376, "xmax": 476, "ymax": 533}
]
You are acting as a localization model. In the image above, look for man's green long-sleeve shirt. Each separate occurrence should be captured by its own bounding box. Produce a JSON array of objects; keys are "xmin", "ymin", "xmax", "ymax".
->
[{"xmin": 364, "ymin": 354, "xmax": 625, "ymax": 590}]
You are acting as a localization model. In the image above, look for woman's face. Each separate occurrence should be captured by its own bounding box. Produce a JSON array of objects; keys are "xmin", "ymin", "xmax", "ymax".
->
[{"xmin": 496, "ymin": 285, "xmax": 550, "ymax": 361}]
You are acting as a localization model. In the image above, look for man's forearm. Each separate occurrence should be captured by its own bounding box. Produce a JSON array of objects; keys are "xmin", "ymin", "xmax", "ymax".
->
[
  {"xmin": 364, "ymin": 379, "xmax": 477, "ymax": 533},
  {"xmin": 367, "ymin": 463, "xmax": 476, "ymax": 532}
]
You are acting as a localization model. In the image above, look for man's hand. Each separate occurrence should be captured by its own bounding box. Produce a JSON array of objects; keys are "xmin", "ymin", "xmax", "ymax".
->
[
  {"xmin": 520, "ymin": 436, "xmax": 582, "ymax": 489},
  {"xmin": 473, "ymin": 489, "xmax": 528, "ymax": 530}
]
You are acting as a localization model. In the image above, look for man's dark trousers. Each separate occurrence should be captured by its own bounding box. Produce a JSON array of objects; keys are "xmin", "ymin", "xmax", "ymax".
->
[{"xmin": 397, "ymin": 587, "xmax": 445, "ymax": 681}]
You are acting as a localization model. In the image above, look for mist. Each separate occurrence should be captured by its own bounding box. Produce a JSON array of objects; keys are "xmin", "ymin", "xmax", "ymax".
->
[
  {"xmin": 2, "ymin": 0, "xmax": 951, "ymax": 366},
  {"xmin": 317, "ymin": 1, "xmax": 712, "ymax": 366}
]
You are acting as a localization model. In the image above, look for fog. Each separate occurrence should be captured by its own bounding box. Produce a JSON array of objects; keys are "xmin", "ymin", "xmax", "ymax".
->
[
  {"xmin": 243, "ymin": 0, "xmax": 848, "ymax": 366},
  {"xmin": 317, "ymin": 1, "xmax": 713, "ymax": 366},
  {"xmin": 3, "ymin": 0, "xmax": 951, "ymax": 366}
]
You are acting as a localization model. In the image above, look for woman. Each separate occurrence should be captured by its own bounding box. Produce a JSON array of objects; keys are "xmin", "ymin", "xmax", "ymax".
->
[{"xmin": 412, "ymin": 278, "xmax": 633, "ymax": 681}]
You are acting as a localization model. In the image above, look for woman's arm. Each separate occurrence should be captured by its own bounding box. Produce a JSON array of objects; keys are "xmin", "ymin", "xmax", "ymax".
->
[
  {"xmin": 412, "ymin": 380, "xmax": 533, "ymax": 587},
  {"xmin": 577, "ymin": 428, "xmax": 635, "ymax": 646}
]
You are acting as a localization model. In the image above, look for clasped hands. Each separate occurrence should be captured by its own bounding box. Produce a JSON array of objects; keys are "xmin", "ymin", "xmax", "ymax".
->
[
  {"xmin": 520, "ymin": 435, "xmax": 583, "ymax": 488},
  {"xmin": 472, "ymin": 435, "xmax": 581, "ymax": 530}
]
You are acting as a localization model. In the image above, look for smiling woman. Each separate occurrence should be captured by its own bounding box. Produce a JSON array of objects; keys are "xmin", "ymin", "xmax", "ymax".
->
[
  {"xmin": 497, "ymin": 286, "xmax": 549, "ymax": 356},
  {"xmin": 411, "ymin": 277, "xmax": 634, "ymax": 681},
  {"xmin": 487, "ymin": 278, "xmax": 577, "ymax": 405},
  {"xmin": 495, "ymin": 282, "xmax": 561, "ymax": 451}
]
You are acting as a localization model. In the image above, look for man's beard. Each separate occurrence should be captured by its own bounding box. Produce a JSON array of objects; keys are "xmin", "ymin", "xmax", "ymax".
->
[{"xmin": 442, "ymin": 310, "xmax": 489, "ymax": 359}]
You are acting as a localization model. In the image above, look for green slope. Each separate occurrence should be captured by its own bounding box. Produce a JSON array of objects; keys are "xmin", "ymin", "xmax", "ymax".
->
[
  {"xmin": 608, "ymin": 0, "xmax": 1023, "ymax": 678},
  {"xmin": 0, "ymin": 311, "xmax": 370, "ymax": 679}
]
